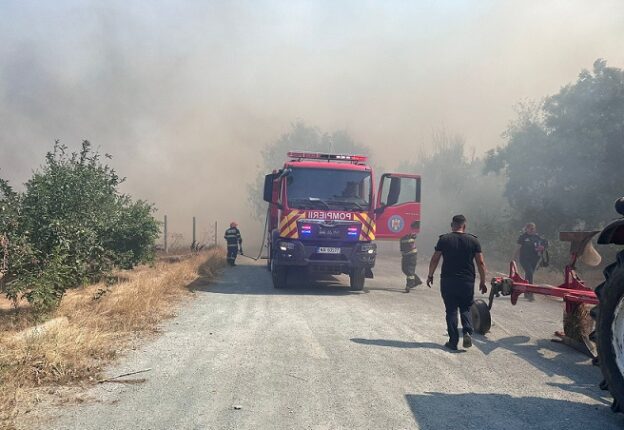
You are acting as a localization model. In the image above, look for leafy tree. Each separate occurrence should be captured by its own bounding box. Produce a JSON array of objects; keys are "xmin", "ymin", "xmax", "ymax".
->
[
  {"xmin": 486, "ymin": 59, "xmax": 624, "ymax": 235},
  {"xmin": 248, "ymin": 122, "xmax": 371, "ymax": 218},
  {"xmin": 0, "ymin": 141, "xmax": 159, "ymax": 312}
]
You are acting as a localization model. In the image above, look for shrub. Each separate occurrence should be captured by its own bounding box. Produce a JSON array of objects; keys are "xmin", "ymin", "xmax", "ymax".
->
[{"xmin": 0, "ymin": 141, "xmax": 159, "ymax": 312}]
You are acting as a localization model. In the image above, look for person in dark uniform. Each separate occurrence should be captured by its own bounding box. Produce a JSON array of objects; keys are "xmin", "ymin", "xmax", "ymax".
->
[
  {"xmin": 513, "ymin": 222, "xmax": 547, "ymax": 301},
  {"xmin": 224, "ymin": 222, "xmax": 243, "ymax": 266},
  {"xmin": 400, "ymin": 221, "xmax": 422, "ymax": 293},
  {"xmin": 426, "ymin": 215, "xmax": 487, "ymax": 351}
]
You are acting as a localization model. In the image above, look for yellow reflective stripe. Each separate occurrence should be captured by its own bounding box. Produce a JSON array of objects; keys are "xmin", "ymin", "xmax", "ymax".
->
[
  {"xmin": 355, "ymin": 213, "xmax": 376, "ymax": 242},
  {"xmin": 283, "ymin": 222, "xmax": 296, "ymax": 237},
  {"xmin": 368, "ymin": 220, "xmax": 376, "ymax": 240},
  {"xmin": 280, "ymin": 211, "xmax": 304, "ymax": 238},
  {"xmin": 279, "ymin": 210, "xmax": 300, "ymax": 232}
]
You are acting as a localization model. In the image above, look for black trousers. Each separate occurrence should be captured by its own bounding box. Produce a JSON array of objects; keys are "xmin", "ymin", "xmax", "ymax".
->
[
  {"xmin": 227, "ymin": 245, "xmax": 238, "ymax": 265},
  {"xmin": 520, "ymin": 258, "xmax": 538, "ymax": 284},
  {"xmin": 440, "ymin": 278, "xmax": 474, "ymax": 346},
  {"xmin": 401, "ymin": 253, "xmax": 422, "ymax": 287}
]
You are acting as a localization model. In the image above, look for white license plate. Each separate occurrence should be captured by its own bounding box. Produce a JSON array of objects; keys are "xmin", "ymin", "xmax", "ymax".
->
[{"xmin": 317, "ymin": 247, "xmax": 341, "ymax": 254}]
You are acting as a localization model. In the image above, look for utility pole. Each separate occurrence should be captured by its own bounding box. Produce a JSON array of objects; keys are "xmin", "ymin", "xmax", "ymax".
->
[{"xmin": 164, "ymin": 215, "xmax": 168, "ymax": 254}]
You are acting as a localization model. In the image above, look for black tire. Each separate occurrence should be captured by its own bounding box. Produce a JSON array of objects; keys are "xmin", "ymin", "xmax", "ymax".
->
[
  {"xmin": 595, "ymin": 253, "xmax": 624, "ymax": 412},
  {"xmin": 266, "ymin": 244, "xmax": 272, "ymax": 271},
  {"xmin": 271, "ymin": 254, "xmax": 287, "ymax": 289},
  {"xmin": 349, "ymin": 268, "xmax": 366, "ymax": 291},
  {"xmin": 471, "ymin": 299, "xmax": 492, "ymax": 335}
]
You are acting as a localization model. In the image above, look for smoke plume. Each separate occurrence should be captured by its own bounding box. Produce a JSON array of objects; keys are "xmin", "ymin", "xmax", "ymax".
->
[{"xmin": 1, "ymin": 1, "xmax": 622, "ymax": 249}]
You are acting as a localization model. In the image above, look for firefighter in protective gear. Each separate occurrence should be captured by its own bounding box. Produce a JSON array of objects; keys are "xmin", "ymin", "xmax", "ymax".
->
[
  {"xmin": 224, "ymin": 222, "xmax": 243, "ymax": 266},
  {"xmin": 400, "ymin": 221, "xmax": 422, "ymax": 292}
]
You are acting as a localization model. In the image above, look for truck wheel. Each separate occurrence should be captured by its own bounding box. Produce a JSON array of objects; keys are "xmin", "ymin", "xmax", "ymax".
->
[
  {"xmin": 266, "ymin": 244, "xmax": 272, "ymax": 271},
  {"xmin": 349, "ymin": 268, "xmax": 366, "ymax": 291},
  {"xmin": 271, "ymin": 256, "xmax": 287, "ymax": 289},
  {"xmin": 471, "ymin": 299, "xmax": 491, "ymax": 335},
  {"xmin": 595, "ymin": 254, "xmax": 624, "ymax": 412}
]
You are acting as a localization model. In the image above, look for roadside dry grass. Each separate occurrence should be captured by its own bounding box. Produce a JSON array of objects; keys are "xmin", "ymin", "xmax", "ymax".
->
[{"xmin": 0, "ymin": 248, "xmax": 225, "ymax": 429}]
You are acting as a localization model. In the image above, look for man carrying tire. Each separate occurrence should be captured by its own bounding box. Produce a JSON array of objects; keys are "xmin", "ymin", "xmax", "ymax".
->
[{"xmin": 426, "ymin": 214, "xmax": 488, "ymax": 351}]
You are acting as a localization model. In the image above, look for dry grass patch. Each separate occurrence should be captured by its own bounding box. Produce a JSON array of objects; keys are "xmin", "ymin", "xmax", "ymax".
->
[{"xmin": 0, "ymin": 248, "xmax": 225, "ymax": 428}]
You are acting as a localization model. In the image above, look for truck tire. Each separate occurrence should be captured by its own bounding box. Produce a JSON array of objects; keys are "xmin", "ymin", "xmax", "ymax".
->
[
  {"xmin": 271, "ymin": 255, "xmax": 287, "ymax": 289},
  {"xmin": 349, "ymin": 268, "xmax": 366, "ymax": 291},
  {"xmin": 595, "ymin": 254, "xmax": 624, "ymax": 412}
]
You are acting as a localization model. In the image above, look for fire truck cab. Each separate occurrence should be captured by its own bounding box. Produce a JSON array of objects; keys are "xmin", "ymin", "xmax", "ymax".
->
[{"xmin": 263, "ymin": 151, "xmax": 421, "ymax": 290}]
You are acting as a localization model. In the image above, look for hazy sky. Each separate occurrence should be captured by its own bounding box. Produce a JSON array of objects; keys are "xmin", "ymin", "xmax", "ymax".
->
[{"xmin": 1, "ymin": 0, "xmax": 623, "ymax": 245}]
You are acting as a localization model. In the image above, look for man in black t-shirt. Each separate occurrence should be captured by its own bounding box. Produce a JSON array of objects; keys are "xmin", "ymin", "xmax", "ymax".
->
[{"xmin": 426, "ymin": 215, "xmax": 488, "ymax": 351}]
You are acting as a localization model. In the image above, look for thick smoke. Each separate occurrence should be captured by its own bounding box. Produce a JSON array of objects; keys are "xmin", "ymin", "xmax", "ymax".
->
[{"xmin": 0, "ymin": 1, "xmax": 622, "ymax": 250}]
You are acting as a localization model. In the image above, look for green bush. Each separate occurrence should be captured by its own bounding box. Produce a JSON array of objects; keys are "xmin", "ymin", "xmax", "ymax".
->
[
  {"xmin": 0, "ymin": 141, "xmax": 159, "ymax": 312},
  {"xmin": 486, "ymin": 59, "xmax": 624, "ymax": 236}
]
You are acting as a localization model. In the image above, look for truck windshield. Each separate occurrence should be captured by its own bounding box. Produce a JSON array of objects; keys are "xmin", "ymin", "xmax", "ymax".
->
[{"xmin": 286, "ymin": 167, "xmax": 371, "ymax": 211}]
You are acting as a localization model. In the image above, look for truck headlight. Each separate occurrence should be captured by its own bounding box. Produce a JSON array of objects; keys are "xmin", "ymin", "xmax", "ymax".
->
[
  {"xmin": 279, "ymin": 241, "xmax": 295, "ymax": 251},
  {"xmin": 360, "ymin": 243, "xmax": 376, "ymax": 254}
]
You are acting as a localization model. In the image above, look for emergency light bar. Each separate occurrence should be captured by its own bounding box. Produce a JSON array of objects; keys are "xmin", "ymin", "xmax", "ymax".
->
[{"xmin": 287, "ymin": 151, "xmax": 368, "ymax": 163}]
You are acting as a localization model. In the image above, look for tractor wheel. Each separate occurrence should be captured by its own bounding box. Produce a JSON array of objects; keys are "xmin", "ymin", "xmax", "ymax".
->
[
  {"xmin": 349, "ymin": 268, "xmax": 366, "ymax": 291},
  {"xmin": 471, "ymin": 299, "xmax": 491, "ymax": 335},
  {"xmin": 271, "ymin": 256, "xmax": 288, "ymax": 289},
  {"xmin": 595, "ymin": 252, "xmax": 624, "ymax": 413}
]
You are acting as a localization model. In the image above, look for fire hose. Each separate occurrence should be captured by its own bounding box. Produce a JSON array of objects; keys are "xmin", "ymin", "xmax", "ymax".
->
[{"xmin": 237, "ymin": 207, "xmax": 270, "ymax": 262}]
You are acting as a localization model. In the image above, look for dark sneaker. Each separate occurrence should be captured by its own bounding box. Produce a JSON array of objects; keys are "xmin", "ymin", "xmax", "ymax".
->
[
  {"xmin": 463, "ymin": 333, "xmax": 472, "ymax": 348},
  {"xmin": 405, "ymin": 285, "xmax": 411, "ymax": 293},
  {"xmin": 444, "ymin": 341, "xmax": 458, "ymax": 351}
]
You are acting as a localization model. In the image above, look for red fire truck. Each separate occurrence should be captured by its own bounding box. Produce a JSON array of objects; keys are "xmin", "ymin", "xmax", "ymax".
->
[{"xmin": 263, "ymin": 151, "xmax": 421, "ymax": 290}]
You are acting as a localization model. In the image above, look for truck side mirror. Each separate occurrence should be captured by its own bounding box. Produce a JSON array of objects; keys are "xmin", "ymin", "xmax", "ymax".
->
[{"xmin": 263, "ymin": 174, "xmax": 276, "ymax": 203}]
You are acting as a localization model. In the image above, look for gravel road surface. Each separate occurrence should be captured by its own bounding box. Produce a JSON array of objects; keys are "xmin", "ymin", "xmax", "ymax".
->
[{"xmin": 48, "ymin": 255, "xmax": 624, "ymax": 429}]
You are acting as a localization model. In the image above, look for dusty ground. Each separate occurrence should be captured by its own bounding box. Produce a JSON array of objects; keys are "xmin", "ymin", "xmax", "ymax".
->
[{"xmin": 34, "ymin": 253, "xmax": 624, "ymax": 430}]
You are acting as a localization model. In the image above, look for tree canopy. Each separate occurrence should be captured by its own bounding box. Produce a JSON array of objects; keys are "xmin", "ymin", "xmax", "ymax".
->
[
  {"xmin": 486, "ymin": 59, "xmax": 624, "ymax": 234},
  {"xmin": 0, "ymin": 141, "xmax": 159, "ymax": 312}
]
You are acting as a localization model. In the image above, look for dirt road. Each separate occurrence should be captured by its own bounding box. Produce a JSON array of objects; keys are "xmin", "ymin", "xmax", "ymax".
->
[{"xmin": 48, "ymin": 255, "xmax": 624, "ymax": 429}]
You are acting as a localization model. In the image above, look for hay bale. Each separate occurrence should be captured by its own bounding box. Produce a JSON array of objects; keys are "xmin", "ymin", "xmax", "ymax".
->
[{"xmin": 563, "ymin": 304, "xmax": 593, "ymax": 342}]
